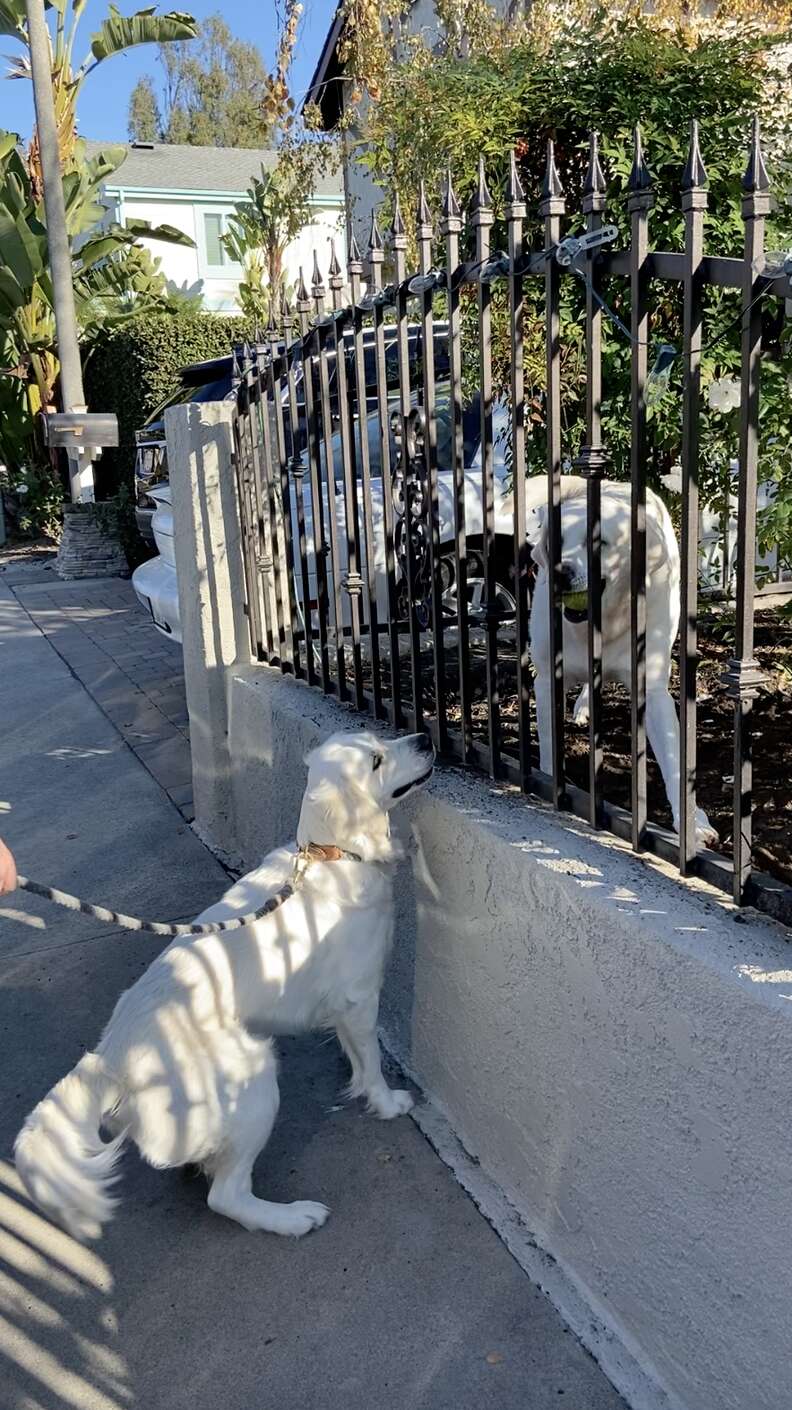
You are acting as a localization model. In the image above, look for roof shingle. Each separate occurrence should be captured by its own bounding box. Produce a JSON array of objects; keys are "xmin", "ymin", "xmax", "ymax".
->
[{"xmin": 87, "ymin": 141, "xmax": 343, "ymax": 199}]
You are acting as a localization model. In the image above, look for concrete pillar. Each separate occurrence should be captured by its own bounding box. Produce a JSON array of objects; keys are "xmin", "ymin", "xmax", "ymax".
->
[{"xmin": 165, "ymin": 401, "xmax": 249, "ymax": 864}]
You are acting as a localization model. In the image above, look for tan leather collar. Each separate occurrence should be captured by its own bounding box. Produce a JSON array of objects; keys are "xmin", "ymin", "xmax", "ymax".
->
[{"xmin": 300, "ymin": 842, "xmax": 362, "ymax": 864}]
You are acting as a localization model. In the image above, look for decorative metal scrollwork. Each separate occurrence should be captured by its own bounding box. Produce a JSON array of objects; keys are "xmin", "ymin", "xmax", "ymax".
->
[{"xmin": 391, "ymin": 406, "xmax": 432, "ymax": 629}]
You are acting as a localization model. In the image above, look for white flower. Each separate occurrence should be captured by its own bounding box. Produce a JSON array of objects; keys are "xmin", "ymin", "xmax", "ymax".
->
[
  {"xmin": 16, "ymin": 482, "xmax": 29, "ymax": 495},
  {"xmin": 707, "ymin": 377, "xmax": 741, "ymax": 414}
]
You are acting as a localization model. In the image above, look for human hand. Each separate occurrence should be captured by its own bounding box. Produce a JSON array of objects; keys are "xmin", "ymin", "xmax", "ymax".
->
[{"xmin": 0, "ymin": 838, "xmax": 17, "ymax": 895}]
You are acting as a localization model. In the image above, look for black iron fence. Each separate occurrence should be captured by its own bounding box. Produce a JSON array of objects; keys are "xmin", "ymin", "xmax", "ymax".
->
[{"xmin": 232, "ymin": 120, "xmax": 792, "ymax": 923}]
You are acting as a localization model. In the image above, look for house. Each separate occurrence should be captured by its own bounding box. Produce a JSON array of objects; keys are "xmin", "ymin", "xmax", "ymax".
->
[{"xmin": 90, "ymin": 141, "xmax": 346, "ymax": 313}]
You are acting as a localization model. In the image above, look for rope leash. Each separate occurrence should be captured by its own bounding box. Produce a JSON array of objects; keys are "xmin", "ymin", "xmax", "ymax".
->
[{"xmin": 15, "ymin": 844, "xmax": 362, "ymax": 939}]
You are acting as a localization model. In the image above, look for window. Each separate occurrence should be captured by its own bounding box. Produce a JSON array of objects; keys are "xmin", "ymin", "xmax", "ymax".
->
[{"xmin": 197, "ymin": 208, "xmax": 241, "ymax": 277}]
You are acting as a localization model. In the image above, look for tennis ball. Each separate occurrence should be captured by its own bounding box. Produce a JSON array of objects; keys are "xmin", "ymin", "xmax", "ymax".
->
[{"xmin": 562, "ymin": 590, "xmax": 589, "ymax": 614}]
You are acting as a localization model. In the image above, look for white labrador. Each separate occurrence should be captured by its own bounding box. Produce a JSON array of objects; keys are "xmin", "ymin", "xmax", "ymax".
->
[
  {"xmin": 528, "ymin": 475, "xmax": 716, "ymax": 845},
  {"xmin": 15, "ymin": 731, "xmax": 434, "ymax": 1241}
]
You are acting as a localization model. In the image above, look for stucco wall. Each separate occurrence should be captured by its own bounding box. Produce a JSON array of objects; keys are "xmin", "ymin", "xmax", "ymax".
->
[
  {"xmin": 168, "ymin": 400, "xmax": 792, "ymax": 1410},
  {"xmin": 222, "ymin": 664, "xmax": 792, "ymax": 1410}
]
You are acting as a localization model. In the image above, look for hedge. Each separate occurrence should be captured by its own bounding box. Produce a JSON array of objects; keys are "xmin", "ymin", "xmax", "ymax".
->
[{"xmin": 84, "ymin": 311, "xmax": 256, "ymax": 500}]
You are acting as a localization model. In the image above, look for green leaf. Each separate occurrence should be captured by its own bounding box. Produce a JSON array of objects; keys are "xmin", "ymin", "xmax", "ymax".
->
[
  {"xmin": 0, "ymin": 265, "xmax": 26, "ymax": 315},
  {"xmin": 0, "ymin": 0, "xmax": 25, "ymax": 39},
  {"xmin": 89, "ymin": 6, "xmax": 197, "ymax": 63},
  {"xmin": 123, "ymin": 217, "xmax": 195, "ymax": 247}
]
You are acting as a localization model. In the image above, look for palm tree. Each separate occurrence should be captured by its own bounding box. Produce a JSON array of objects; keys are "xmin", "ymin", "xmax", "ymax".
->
[{"xmin": 1, "ymin": 1, "xmax": 198, "ymax": 179}]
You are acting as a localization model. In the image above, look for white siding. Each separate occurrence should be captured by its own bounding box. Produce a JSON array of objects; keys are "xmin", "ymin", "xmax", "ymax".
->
[
  {"xmin": 118, "ymin": 193, "xmax": 346, "ymax": 314},
  {"xmin": 122, "ymin": 196, "xmax": 201, "ymax": 292}
]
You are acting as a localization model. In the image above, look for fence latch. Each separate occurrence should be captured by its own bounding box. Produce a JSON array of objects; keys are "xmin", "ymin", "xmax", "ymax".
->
[{"xmin": 555, "ymin": 224, "xmax": 619, "ymax": 269}]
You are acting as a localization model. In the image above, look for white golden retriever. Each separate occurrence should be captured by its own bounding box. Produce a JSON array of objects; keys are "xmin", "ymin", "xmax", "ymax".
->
[
  {"xmin": 528, "ymin": 475, "xmax": 716, "ymax": 845},
  {"xmin": 15, "ymin": 731, "xmax": 434, "ymax": 1241}
]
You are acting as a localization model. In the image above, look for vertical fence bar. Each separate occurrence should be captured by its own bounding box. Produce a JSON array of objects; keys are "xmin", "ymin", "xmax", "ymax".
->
[
  {"xmin": 297, "ymin": 267, "xmax": 331, "ymax": 693},
  {"xmin": 329, "ymin": 240, "xmax": 365, "ymax": 710},
  {"xmin": 252, "ymin": 349, "xmax": 287, "ymax": 666},
  {"xmin": 232, "ymin": 386, "xmax": 267, "ymax": 660},
  {"xmin": 506, "ymin": 150, "xmax": 531, "ymax": 790},
  {"xmin": 627, "ymin": 128, "xmax": 653, "ymax": 851},
  {"xmin": 349, "ymin": 231, "xmax": 385, "ymax": 718},
  {"xmin": 391, "ymin": 194, "xmax": 424, "ymax": 730},
  {"xmin": 441, "ymin": 168, "xmax": 472, "ymax": 761},
  {"xmin": 574, "ymin": 131, "xmax": 608, "ymax": 828},
  {"xmin": 679, "ymin": 121, "xmax": 708, "ymax": 872},
  {"xmin": 313, "ymin": 251, "xmax": 348, "ymax": 701},
  {"xmin": 472, "ymin": 158, "xmax": 500, "ymax": 775},
  {"xmin": 267, "ymin": 322, "xmax": 299, "ymax": 675},
  {"xmin": 368, "ymin": 213, "xmax": 402, "ymax": 727},
  {"xmin": 723, "ymin": 117, "xmax": 770, "ymax": 903},
  {"xmin": 237, "ymin": 358, "xmax": 275, "ymax": 662},
  {"xmin": 539, "ymin": 140, "xmax": 566, "ymax": 806},
  {"xmin": 417, "ymin": 181, "xmax": 448, "ymax": 752},
  {"xmin": 282, "ymin": 293, "xmax": 316, "ymax": 686}
]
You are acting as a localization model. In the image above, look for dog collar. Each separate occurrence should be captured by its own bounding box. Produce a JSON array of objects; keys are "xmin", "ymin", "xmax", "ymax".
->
[{"xmin": 299, "ymin": 843, "xmax": 363, "ymax": 864}]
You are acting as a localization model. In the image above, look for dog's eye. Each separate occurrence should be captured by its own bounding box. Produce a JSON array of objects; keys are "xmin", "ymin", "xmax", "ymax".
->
[{"xmin": 371, "ymin": 752, "xmax": 383, "ymax": 772}]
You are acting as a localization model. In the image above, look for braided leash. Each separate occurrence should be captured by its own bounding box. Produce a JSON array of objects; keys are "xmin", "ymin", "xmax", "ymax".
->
[{"xmin": 15, "ymin": 844, "xmax": 362, "ymax": 939}]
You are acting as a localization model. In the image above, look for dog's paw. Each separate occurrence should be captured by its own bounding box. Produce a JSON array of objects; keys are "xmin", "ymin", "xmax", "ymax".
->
[
  {"xmin": 695, "ymin": 809, "xmax": 719, "ymax": 849},
  {"xmin": 369, "ymin": 1087, "xmax": 414, "ymax": 1120},
  {"xmin": 572, "ymin": 694, "xmax": 590, "ymax": 728},
  {"xmin": 280, "ymin": 1200, "xmax": 330, "ymax": 1237},
  {"xmin": 673, "ymin": 810, "xmax": 720, "ymax": 851}
]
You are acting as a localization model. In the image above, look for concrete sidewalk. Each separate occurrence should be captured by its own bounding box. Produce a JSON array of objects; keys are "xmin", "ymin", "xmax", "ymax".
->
[{"xmin": 0, "ymin": 573, "xmax": 626, "ymax": 1410}]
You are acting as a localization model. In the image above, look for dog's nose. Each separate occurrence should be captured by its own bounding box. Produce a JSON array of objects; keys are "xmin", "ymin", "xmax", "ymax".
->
[{"xmin": 558, "ymin": 562, "xmax": 577, "ymax": 591}]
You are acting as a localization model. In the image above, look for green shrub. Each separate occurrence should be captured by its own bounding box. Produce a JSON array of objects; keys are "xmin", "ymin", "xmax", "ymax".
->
[
  {"xmin": 84, "ymin": 311, "xmax": 256, "ymax": 501},
  {"xmin": 356, "ymin": 11, "xmax": 792, "ymax": 560}
]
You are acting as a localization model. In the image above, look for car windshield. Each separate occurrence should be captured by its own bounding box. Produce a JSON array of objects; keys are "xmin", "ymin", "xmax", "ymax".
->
[{"xmin": 332, "ymin": 385, "xmax": 506, "ymax": 483}]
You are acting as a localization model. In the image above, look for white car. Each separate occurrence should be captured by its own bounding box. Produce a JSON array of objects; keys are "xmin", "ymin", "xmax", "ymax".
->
[
  {"xmin": 131, "ymin": 390, "xmax": 529, "ymax": 645},
  {"xmin": 131, "ymin": 484, "xmax": 181, "ymax": 643}
]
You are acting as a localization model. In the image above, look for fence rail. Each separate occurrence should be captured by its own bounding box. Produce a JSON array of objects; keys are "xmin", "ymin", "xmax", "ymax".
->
[{"xmin": 231, "ymin": 119, "xmax": 792, "ymax": 925}]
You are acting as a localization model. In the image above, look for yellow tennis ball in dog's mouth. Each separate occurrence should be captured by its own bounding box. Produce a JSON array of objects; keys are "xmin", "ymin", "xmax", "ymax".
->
[{"xmin": 562, "ymin": 589, "xmax": 589, "ymax": 614}]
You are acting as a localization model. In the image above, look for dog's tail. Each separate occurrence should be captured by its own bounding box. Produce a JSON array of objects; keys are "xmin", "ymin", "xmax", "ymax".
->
[{"xmin": 14, "ymin": 1052, "xmax": 125, "ymax": 1241}]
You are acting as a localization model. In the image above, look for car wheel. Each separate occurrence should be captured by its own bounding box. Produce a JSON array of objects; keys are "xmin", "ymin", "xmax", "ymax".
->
[{"xmin": 440, "ymin": 543, "xmax": 517, "ymax": 623}]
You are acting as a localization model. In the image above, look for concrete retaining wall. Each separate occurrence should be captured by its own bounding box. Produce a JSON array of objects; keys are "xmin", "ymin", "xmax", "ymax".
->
[{"xmin": 168, "ymin": 401, "xmax": 792, "ymax": 1410}]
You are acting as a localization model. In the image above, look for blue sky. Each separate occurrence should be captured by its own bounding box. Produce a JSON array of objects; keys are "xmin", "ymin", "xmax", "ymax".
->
[{"xmin": 0, "ymin": 0, "xmax": 337, "ymax": 143}]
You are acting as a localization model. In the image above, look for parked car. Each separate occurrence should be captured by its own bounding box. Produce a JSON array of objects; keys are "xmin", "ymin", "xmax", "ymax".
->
[
  {"xmin": 131, "ymin": 484, "xmax": 180, "ymax": 642},
  {"xmin": 135, "ymin": 355, "xmax": 239, "ymax": 543},
  {"xmin": 134, "ymin": 325, "xmax": 450, "ymax": 543},
  {"xmin": 132, "ymin": 379, "xmax": 522, "ymax": 643}
]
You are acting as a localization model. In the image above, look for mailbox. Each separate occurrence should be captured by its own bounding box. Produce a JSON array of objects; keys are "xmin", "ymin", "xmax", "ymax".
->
[{"xmin": 42, "ymin": 412, "xmax": 119, "ymax": 448}]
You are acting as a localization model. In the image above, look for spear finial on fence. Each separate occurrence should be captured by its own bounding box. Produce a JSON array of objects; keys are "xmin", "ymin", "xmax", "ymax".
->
[
  {"xmin": 470, "ymin": 155, "xmax": 492, "ymax": 215},
  {"xmin": 681, "ymin": 119, "xmax": 708, "ymax": 192},
  {"xmin": 416, "ymin": 178, "xmax": 432, "ymax": 238},
  {"xmin": 743, "ymin": 115, "xmax": 770, "ymax": 194},
  {"xmin": 628, "ymin": 126, "xmax": 653, "ymax": 194},
  {"xmin": 506, "ymin": 148, "xmax": 526, "ymax": 208},
  {"xmin": 442, "ymin": 166, "xmax": 461, "ymax": 223},
  {"xmin": 280, "ymin": 289, "xmax": 292, "ymax": 327},
  {"xmin": 583, "ymin": 131, "xmax": 606, "ymax": 197},
  {"xmin": 328, "ymin": 238, "xmax": 342, "ymax": 284},
  {"xmin": 311, "ymin": 250, "xmax": 324, "ymax": 294},
  {"xmin": 390, "ymin": 192, "xmax": 406, "ymax": 245},
  {"xmin": 541, "ymin": 139, "xmax": 564, "ymax": 201},
  {"xmin": 368, "ymin": 209, "xmax": 384, "ymax": 254},
  {"xmin": 348, "ymin": 227, "xmax": 362, "ymax": 269},
  {"xmin": 295, "ymin": 265, "xmax": 309, "ymax": 306}
]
